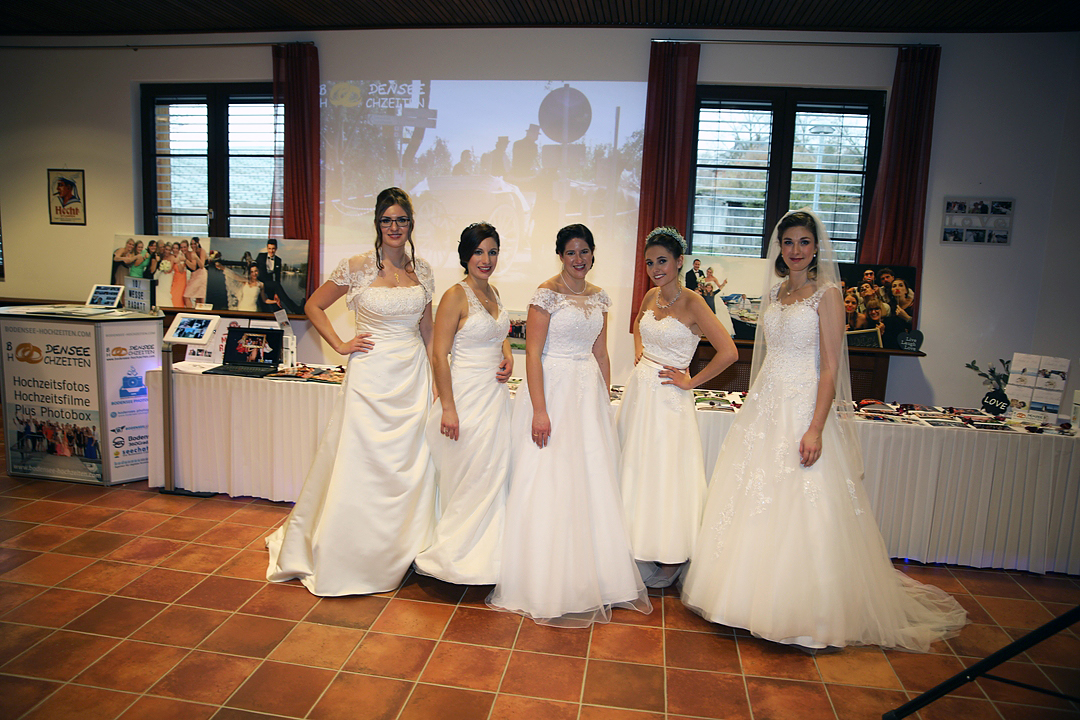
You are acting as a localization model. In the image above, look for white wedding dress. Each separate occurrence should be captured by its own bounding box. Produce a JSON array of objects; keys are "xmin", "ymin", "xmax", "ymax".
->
[
  {"xmin": 266, "ymin": 252, "xmax": 436, "ymax": 596},
  {"xmin": 488, "ymin": 288, "xmax": 651, "ymax": 627},
  {"xmin": 415, "ymin": 282, "xmax": 511, "ymax": 585},
  {"xmin": 682, "ymin": 283, "xmax": 966, "ymax": 651},
  {"xmin": 616, "ymin": 309, "xmax": 706, "ymax": 564}
]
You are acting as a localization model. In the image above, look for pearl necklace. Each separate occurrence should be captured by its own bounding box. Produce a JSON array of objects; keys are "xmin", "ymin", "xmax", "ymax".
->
[
  {"xmin": 655, "ymin": 285, "xmax": 682, "ymax": 309},
  {"xmin": 561, "ymin": 272, "xmax": 586, "ymax": 295}
]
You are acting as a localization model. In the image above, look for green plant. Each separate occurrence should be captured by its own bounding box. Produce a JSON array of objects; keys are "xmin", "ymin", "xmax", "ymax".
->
[{"xmin": 965, "ymin": 358, "xmax": 1010, "ymax": 392}]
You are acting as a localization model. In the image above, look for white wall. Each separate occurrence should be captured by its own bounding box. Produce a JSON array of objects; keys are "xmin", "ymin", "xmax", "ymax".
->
[{"xmin": 1, "ymin": 28, "xmax": 1078, "ymax": 406}]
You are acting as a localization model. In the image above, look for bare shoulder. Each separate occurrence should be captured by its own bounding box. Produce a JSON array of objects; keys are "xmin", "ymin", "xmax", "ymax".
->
[
  {"xmin": 538, "ymin": 277, "xmax": 560, "ymax": 291},
  {"xmin": 438, "ymin": 282, "xmax": 467, "ymax": 305}
]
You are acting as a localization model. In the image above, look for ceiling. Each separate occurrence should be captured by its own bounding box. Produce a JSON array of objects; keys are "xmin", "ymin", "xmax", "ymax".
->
[{"xmin": 1, "ymin": 0, "xmax": 1078, "ymax": 37}]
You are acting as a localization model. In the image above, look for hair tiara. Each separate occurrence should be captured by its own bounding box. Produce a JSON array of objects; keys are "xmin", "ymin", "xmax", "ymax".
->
[{"xmin": 646, "ymin": 226, "xmax": 687, "ymax": 252}]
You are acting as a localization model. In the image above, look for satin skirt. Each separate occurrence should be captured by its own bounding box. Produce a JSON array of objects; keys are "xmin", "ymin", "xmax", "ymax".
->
[
  {"xmin": 488, "ymin": 354, "xmax": 651, "ymax": 627},
  {"xmin": 266, "ymin": 334, "xmax": 435, "ymax": 596},
  {"xmin": 615, "ymin": 356, "xmax": 706, "ymax": 564},
  {"xmin": 681, "ymin": 377, "xmax": 966, "ymax": 651},
  {"xmin": 415, "ymin": 356, "xmax": 511, "ymax": 585}
]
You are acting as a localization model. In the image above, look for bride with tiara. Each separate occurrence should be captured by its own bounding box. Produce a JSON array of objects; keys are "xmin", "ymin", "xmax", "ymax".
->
[{"xmin": 682, "ymin": 208, "xmax": 966, "ymax": 651}]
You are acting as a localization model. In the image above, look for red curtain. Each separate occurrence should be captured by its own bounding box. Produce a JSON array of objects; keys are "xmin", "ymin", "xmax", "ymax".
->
[
  {"xmin": 629, "ymin": 41, "xmax": 700, "ymax": 332},
  {"xmin": 271, "ymin": 43, "xmax": 321, "ymax": 297},
  {"xmin": 859, "ymin": 45, "xmax": 941, "ymax": 305}
]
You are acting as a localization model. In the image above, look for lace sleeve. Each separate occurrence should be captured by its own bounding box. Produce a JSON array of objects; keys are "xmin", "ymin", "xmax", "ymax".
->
[
  {"xmin": 328, "ymin": 258, "xmax": 351, "ymax": 287},
  {"xmin": 590, "ymin": 289, "xmax": 612, "ymax": 313},
  {"xmin": 340, "ymin": 251, "xmax": 379, "ymax": 311},
  {"xmin": 529, "ymin": 287, "xmax": 561, "ymax": 313},
  {"xmin": 769, "ymin": 282, "xmax": 783, "ymax": 302},
  {"xmin": 414, "ymin": 256, "xmax": 435, "ymax": 305},
  {"xmin": 807, "ymin": 281, "xmax": 838, "ymax": 311}
]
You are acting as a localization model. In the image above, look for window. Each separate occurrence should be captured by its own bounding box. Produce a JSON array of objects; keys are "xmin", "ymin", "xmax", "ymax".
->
[
  {"xmin": 690, "ymin": 86, "xmax": 885, "ymax": 262},
  {"xmin": 140, "ymin": 83, "xmax": 282, "ymax": 239}
]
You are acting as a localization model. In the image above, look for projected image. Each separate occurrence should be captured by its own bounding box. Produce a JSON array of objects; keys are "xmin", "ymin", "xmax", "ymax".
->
[{"xmin": 321, "ymin": 79, "xmax": 646, "ymax": 290}]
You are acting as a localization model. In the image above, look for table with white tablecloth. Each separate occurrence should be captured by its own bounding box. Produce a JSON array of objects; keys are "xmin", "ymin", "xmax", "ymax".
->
[{"xmin": 146, "ymin": 370, "xmax": 1080, "ymax": 574}]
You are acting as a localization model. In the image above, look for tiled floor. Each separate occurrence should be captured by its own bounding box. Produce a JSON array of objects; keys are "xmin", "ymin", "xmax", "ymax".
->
[{"xmin": 0, "ymin": 474, "xmax": 1078, "ymax": 719}]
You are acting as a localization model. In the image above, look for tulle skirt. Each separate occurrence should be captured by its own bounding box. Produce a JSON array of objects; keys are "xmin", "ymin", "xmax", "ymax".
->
[
  {"xmin": 488, "ymin": 354, "xmax": 651, "ymax": 627},
  {"xmin": 682, "ymin": 379, "xmax": 966, "ymax": 651},
  {"xmin": 615, "ymin": 357, "xmax": 706, "ymax": 564},
  {"xmin": 415, "ymin": 362, "xmax": 511, "ymax": 585}
]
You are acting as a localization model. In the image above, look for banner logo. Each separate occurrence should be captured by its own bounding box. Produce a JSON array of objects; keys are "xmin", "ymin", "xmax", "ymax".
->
[{"xmin": 14, "ymin": 343, "xmax": 43, "ymax": 363}]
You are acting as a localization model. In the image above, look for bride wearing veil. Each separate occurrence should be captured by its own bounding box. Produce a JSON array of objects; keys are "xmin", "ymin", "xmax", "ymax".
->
[{"xmin": 681, "ymin": 208, "xmax": 966, "ymax": 652}]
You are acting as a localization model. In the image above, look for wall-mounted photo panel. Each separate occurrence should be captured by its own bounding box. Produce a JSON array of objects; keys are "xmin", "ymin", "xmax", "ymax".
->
[{"xmin": 941, "ymin": 196, "xmax": 1014, "ymax": 245}]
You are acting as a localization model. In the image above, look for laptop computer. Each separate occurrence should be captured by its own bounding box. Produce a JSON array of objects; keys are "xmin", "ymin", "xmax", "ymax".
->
[{"xmin": 203, "ymin": 326, "xmax": 284, "ymax": 378}]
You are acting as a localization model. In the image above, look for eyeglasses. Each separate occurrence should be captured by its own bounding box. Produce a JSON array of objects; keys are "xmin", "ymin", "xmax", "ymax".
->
[{"xmin": 379, "ymin": 216, "xmax": 412, "ymax": 228}]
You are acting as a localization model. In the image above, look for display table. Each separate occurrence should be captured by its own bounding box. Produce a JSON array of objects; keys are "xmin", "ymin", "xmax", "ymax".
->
[{"xmin": 146, "ymin": 370, "xmax": 1080, "ymax": 574}]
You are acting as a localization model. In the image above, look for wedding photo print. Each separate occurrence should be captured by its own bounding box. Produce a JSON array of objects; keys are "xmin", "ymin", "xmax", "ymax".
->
[
  {"xmin": 838, "ymin": 263, "xmax": 917, "ymax": 350},
  {"xmin": 110, "ymin": 234, "xmax": 309, "ymax": 313}
]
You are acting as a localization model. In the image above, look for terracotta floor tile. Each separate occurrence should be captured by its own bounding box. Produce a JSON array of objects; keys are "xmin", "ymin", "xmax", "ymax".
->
[
  {"xmin": 737, "ymin": 635, "xmax": 821, "ymax": 681},
  {"xmin": 578, "ymin": 710, "xmax": 666, "ymax": 720},
  {"xmin": 93, "ymin": 511, "xmax": 166, "ymax": 535},
  {"xmin": 50, "ymin": 505, "xmax": 123, "ymax": 529},
  {"xmin": 371, "ymin": 597, "xmax": 454, "ymax": 638},
  {"xmin": 589, "ymin": 622, "xmax": 663, "ymax": 665},
  {"xmin": 459, "ymin": 583, "xmax": 496, "ymax": 607},
  {"xmin": 954, "ymin": 593, "xmax": 995, "ymax": 625},
  {"xmin": 948, "ymin": 622, "xmax": 1017, "ymax": 658},
  {"xmin": 992, "ymin": 702, "xmax": 1080, "ymax": 720},
  {"xmin": 240, "ymin": 582, "xmax": 319, "ymax": 620},
  {"xmin": 442, "ymin": 605, "xmax": 521, "ymax": 647},
  {"xmin": 116, "ymin": 695, "xmax": 217, "ymax": 720},
  {"xmin": 309, "ymin": 672, "xmax": 411, "ymax": 720},
  {"xmin": 582, "ymin": 659, "xmax": 665, "ymax": 712},
  {"xmin": 953, "ymin": 568, "xmax": 1031, "ymax": 599},
  {"xmin": 226, "ymin": 660, "xmax": 335, "ymax": 717},
  {"xmin": 131, "ymin": 604, "xmax": 230, "ymax": 647},
  {"xmin": 420, "ymin": 641, "xmax": 510, "ymax": 691},
  {"xmin": 46, "ymin": 484, "xmax": 112, "ymax": 505},
  {"xmin": 1, "ymin": 500, "xmax": 78, "ymax": 523},
  {"xmin": 490, "ymin": 695, "xmax": 578, "ymax": 720},
  {"xmin": 918, "ymin": 695, "xmax": 1002, "ymax": 720},
  {"xmin": 64, "ymin": 595, "xmax": 165, "ymax": 637},
  {"xmin": 0, "ymin": 549, "xmax": 41, "ymax": 580},
  {"xmin": 50, "ymin": 530, "xmax": 133, "ymax": 558},
  {"xmin": 1, "ymin": 524, "xmax": 84, "ymax": 551},
  {"xmin": 609, "ymin": 603, "xmax": 662, "ymax": 627},
  {"xmin": 116, "ymin": 566, "xmax": 204, "ymax": 602},
  {"xmin": 0, "ymin": 495, "xmax": 33, "ymax": 515},
  {"xmin": 157, "ymin": 543, "xmax": 238, "ymax": 573},
  {"xmin": 151, "ymin": 650, "xmax": 260, "ymax": 704},
  {"xmin": 895, "ymin": 564, "xmax": 966, "ymax": 594},
  {"xmin": 3, "ymin": 587, "xmax": 104, "ymax": 627},
  {"xmin": 977, "ymin": 595, "xmax": 1056, "ymax": 629},
  {"xmin": 306, "ymin": 594, "xmax": 388, "ymax": 629},
  {"xmin": 662, "ymin": 595, "xmax": 726, "ymax": 633},
  {"xmin": 667, "ymin": 667, "xmax": 752, "ymax": 719},
  {"xmin": 199, "ymin": 613, "xmax": 294, "ymax": 657},
  {"xmin": 2, "ymin": 629, "xmax": 119, "ymax": 680},
  {"xmin": 974, "ymin": 658, "xmax": 1074, "ymax": 709},
  {"xmin": 745, "ymin": 676, "xmax": 834, "ymax": 720},
  {"xmin": 1009, "ymin": 573, "xmax": 1080, "ymax": 605},
  {"xmin": 130, "ymin": 493, "xmax": 202, "ymax": 515},
  {"xmin": 814, "ymin": 645, "xmax": 901, "ymax": 689},
  {"xmin": 0, "ymin": 580, "xmax": 45, "ymax": 615},
  {"xmin": 0, "ymin": 621, "xmax": 52, "ymax": 664},
  {"xmin": 18, "ymin": 682, "xmax": 136, "ymax": 720},
  {"xmin": 214, "ymin": 549, "xmax": 270, "ymax": 580},
  {"xmin": 826, "ymin": 684, "xmax": 909, "ymax": 720},
  {"xmin": 0, "ymin": 519, "xmax": 34, "ymax": 543},
  {"xmin": 225, "ymin": 505, "xmax": 290, "ymax": 527},
  {"xmin": 87, "ymin": 490, "xmax": 157, "ymax": 510},
  {"xmin": 0, "ymin": 674, "xmax": 61, "ymax": 719},
  {"xmin": 51, "ymin": 558, "xmax": 115, "ymax": 599},
  {"xmin": 179, "ymin": 499, "xmax": 249, "ymax": 521},
  {"xmin": 1041, "ymin": 664, "xmax": 1080, "ymax": 695},
  {"xmin": 177, "ymin": 575, "xmax": 261, "ymax": 611},
  {"xmin": 499, "ymin": 649, "xmax": 586, "ymax": 702},
  {"xmin": 665, "ymin": 628, "xmax": 741, "ymax": 673},
  {"xmin": 269, "ymin": 621, "xmax": 364, "ymax": 669},
  {"xmin": 1, "ymin": 551, "xmax": 94, "ymax": 585},
  {"xmin": 394, "ymin": 572, "xmax": 467, "ymax": 604},
  {"xmin": 142, "ymin": 516, "xmax": 217, "ymax": 541},
  {"xmin": 195, "ymin": 522, "xmax": 266, "ymax": 548},
  {"xmin": 1013, "ymin": 625, "xmax": 1080, "ymax": 670},
  {"xmin": 1, "ymin": 481, "xmax": 65, "ymax": 500},
  {"xmin": 342, "ymin": 631, "xmax": 435, "ymax": 679},
  {"xmin": 886, "ymin": 650, "xmax": 984, "ymax": 698},
  {"xmin": 514, "ymin": 618, "xmax": 591, "ymax": 656},
  {"xmin": 105, "ymin": 536, "xmax": 185, "ymax": 565},
  {"xmin": 76, "ymin": 639, "xmax": 189, "ymax": 692},
  {"xmin": 398, "ymin": 683, "xmax": 495, "ymax": 720}
]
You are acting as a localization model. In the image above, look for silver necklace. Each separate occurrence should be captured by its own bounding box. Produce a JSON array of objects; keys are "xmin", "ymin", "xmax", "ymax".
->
[
  {"xmin": 561, "ymin": 272, "xmax": 586, "ymax": 295},
  {"xmin": 655, "ymin": 285, "xmax": 682, "ymax": 309}
]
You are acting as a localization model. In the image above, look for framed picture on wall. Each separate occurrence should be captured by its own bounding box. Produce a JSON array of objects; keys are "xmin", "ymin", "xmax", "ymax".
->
[
  {"xmin": 48, "ymin": 169, "xmax": 86, "ymax": 225},
  {"xmin": 941, "ymin": 196, "xmax": 1014, "ymax": 245}
]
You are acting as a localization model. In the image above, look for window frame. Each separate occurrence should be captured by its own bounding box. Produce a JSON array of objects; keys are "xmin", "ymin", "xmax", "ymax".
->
[
  {"xmin": 139, "ymin": 82, "xmax": 277, "ymax": 238},
  {"xmin": 688, "ymin": 85, "xmax": 886, "ymax": 259}
]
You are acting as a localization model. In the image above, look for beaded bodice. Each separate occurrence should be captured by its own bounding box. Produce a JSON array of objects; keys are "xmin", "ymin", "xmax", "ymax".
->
[
  {"xmin": 640, "ymin": 309, "xmax": 697, "ymax": 368},
  {"xmin": 530, "ymin": 288, "xmax": 610, "ymax": 360}
]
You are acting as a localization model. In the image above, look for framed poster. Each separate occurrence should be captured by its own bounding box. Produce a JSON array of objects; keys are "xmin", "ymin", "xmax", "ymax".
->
[
  {"xmin": 941, "ymin": 197, "xmax": 1013, "ymax": 245},
  {"xmin": 48, "ymin": 169, "xmax": 86, "ymax": 225}
]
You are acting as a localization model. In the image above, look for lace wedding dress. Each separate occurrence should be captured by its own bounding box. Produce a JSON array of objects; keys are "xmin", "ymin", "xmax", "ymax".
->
[
  {"xmin": 267, "ymin": 251, "xmax": 436, "ymax": 596},
  {"xmin": 488, "ymin": 288, "xmax": 651, "ymax": 626},
  {"xmin": 415, "ymin": 282, "xmax": 511, "ymax": 584},
  {"xmin": 682, "ymin": 283, "xmax": 966, "ymax": 651},
  {"xmin": 616, "ymin": 309, "xmax": 706, "ymax": 565}
]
